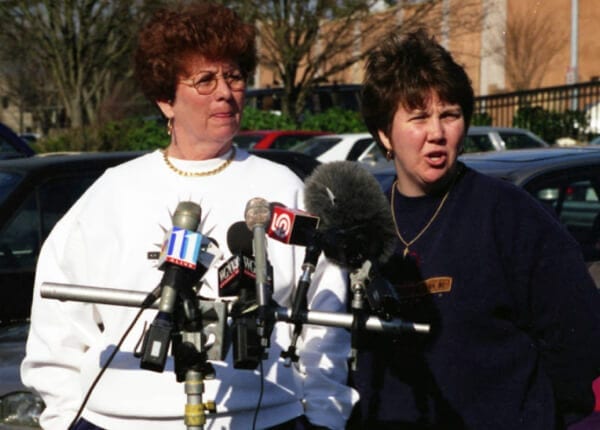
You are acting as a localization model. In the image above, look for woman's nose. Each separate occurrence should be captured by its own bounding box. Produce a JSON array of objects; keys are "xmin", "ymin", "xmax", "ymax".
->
[
  {"xmin": 427, "ymin": 118, "xmax": 444, "ymax": 142},
  {"xmin": 213, "ymin": 76, "xmax": 233, "ymax": 98}
]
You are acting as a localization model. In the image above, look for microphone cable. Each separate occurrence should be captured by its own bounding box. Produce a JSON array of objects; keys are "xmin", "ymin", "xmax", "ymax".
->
[
  {"xmin": 67, "ymin": 286, "xmax": 161, "ymax": 429},
  {"xmin": 251, "ymin": 359, "xmax": 266, "ymax": 430}
]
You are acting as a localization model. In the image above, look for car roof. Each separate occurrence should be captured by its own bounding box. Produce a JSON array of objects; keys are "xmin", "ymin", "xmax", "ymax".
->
[
  {"xmin": 0, "ymin": 151, "xmax": 147, "ymax": 173},
  {"xmin": 237, "ymin": 130, "xmax": 328, "ymax": 136},
  {"xmin": 459, "ymin": 146, "xmax": 600, "ymax": 185},
  {"xmin": 468, "ymin": 126, "xmax": 538, "ymax": 133},
  {"xmin": 308, "ymin": 132, "xmax": 372, "ymax": 139},
  {"xmin": 369, "ymin": 147, "xmax": 600, "ymax": 186},
  {"xmin": 0, "ymin": 148, "xmax": 320, "ymax": 179}
]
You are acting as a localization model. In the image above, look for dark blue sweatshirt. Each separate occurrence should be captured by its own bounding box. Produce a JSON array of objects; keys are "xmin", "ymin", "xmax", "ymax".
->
[{"xmin": 350, "ymin": 165, "xmax": 600, "ymax": 429}]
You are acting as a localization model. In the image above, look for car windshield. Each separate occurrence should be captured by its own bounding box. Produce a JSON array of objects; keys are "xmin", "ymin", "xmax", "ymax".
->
[
  {"xmin": 290, "ymin": 137, "xmax": 342, "ymax": 158},
  {"xmin": 232, "ymin": 134, "xmax": 264, "ymax": 149},
  {"xmin": 463, "ymin": 134, "xmax": 495, "ymax": 152},
  {"xmin": 0, "ymin": 172, "xmax": 23, "ymax": 206},
  {"xmin": 499, "ymin": 132, "xmax": 545, "ymax": 149}
]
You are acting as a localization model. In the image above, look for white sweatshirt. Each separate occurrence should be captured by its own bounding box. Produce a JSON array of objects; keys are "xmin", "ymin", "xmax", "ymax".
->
[{"xmin": 21, "ymin": 149, "xmax": 358, "ymax": 430}]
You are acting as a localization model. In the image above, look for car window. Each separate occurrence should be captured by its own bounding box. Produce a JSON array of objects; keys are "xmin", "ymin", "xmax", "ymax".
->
[
  {"xmin": 232, "ymin": 134, "xmax": 263, "ymax": 149},
  {"xmin": 463, "ymin": 135, "xmax": 494, "ymax": 152},
  {"xmin": 0, "ymin": 172, "xmax": 23, "ymax": 205},
  {"xmin": 358, "ymin": 143, "xmax": 386, "ymax": 165},
  {"xmin": 528, "ymin": 175, "xmax": 600, "ymax": 262},
  {"xmin": 271, "ymin": 135, "xmax": 318, "ymax": 150},
  {"xmin": 499, "ymin": 132, "xmax": 544, "ymax": 149},
  {"xmin": 0, "ymin": 136, "xmax": 25, "ymax": 159},
  {"xmin": 0, "ymin": 174, "xmax": 98, "ymax": 272},
  {"xmin": 290, "ymin": 137, "xmax": 341, "ymax": 158},
  {"xmin": 347, "ymin": 139, "xmax": 375, "ymax": 161}
]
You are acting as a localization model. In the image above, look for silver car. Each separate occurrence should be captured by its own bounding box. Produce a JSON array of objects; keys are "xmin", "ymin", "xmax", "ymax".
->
[{"xmin": 464, "ymin": 126, "xmax": 549, "ymax": 152}]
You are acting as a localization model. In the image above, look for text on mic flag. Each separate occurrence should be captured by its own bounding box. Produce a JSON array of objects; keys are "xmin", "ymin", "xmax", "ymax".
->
[{"xmin": 159, "ymin": 227, "xmax": 203, "ymax": 270}]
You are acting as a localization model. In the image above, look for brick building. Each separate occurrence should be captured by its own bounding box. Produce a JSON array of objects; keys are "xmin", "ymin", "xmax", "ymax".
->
[{"xmin": 252, "ymin": 0, "xmax": 600, "ymax": 97}]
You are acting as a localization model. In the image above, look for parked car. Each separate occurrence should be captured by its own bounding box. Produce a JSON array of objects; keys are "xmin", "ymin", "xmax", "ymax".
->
[
  {"xmin": 232, "ymin": 129, "xmax": 329, "ymax": 150},
  {"xmin": 0, "ymin": 148, "xmax": 320, "ymax": 428},
  {"xmin": 588, "ymin": 136, "xmax": 600, "ymax": 146},
  {"xmin": 0, "ymin": 149, "xmax": 318, "ymax": 325},
  {"xmin": 371, "ymin": 146, "xmax": 600, "ymax": 269},
  {"xmin": 464, "ymin": 126, "xmax": 549, "ymax": 152},
  {"xmin": 0, "ymin": 322, "xmax": 44, "ymax": 429},
  {"xmin": 292, "ymin": 127, "xmax": 550, "ymax": 168},
  {"xmin": 0, "ymin": 123, "xmax": 34, "ymax": 160},
  {"xmin": 18, "ymin": 133, "xmax": 40, "ymax": 146},
  {"xmin": 290, "ymin": 132, "xmax": 386, "ymax": 165}
]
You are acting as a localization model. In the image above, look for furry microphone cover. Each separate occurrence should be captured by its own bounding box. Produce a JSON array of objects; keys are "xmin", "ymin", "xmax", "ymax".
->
[{"xmin": 304, "ymin": 161, "xmax": 396, "ymax": 269}]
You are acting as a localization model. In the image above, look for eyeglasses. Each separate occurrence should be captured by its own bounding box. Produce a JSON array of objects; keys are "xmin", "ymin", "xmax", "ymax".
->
[{"xmin": 180, "ymin": 70, "xmax": 246, "ymax": 95}]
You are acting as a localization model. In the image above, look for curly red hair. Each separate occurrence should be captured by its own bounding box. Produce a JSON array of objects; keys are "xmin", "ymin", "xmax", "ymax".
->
[{"xmin": 134, "ymin": 2, "xmax": 256, "ymax": 102}]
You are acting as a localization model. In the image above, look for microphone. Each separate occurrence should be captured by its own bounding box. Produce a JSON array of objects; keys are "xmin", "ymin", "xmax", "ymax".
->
[
  {"xmin": 217, "ymin": 221, "xmax": 263, "ymax": 369},
  {"xmin": 244, "ymin": 197, "xmax": 275, "ymax": 354},
  {"xmin": 304, "ymin": 161, "xmax": 396, "ymax": 269},
  {"xmin": 244, "ymin": 197, "xmax": 272, "ymax": 310},
  {"xmin": 304, "ymin": 161, "xmax": 397, "ymax": 368},
  {"xmin": 217, "ymin": 221, "xmax": 256, "ymax": 298},
  {"xmin": 140, "ymin": 201, "xmax": 204, "ymax": 372},
  {"xmin": 267, "ymin": 203, "xmax": 323, "ymax": 364}
]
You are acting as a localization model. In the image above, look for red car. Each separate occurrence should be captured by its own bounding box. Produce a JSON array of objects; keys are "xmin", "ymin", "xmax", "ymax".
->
[{"xmin": 233, "ymin": 130, "xmax": 330, "ymax": 150}]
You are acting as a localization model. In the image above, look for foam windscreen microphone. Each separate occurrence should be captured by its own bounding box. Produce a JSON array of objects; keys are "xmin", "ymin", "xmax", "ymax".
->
[{"xmin": 304, "ymin": 161, "xmax": 396, "ymax": 269}]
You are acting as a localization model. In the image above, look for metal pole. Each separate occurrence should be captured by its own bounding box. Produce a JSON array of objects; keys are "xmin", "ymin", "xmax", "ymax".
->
[
  {"xmin": 41, "ymin": 282, "xmax": 430, "ymax": 334},
  {"xmin": 570, "ymin": 0, "xmax": 579, "ymax": 110}
]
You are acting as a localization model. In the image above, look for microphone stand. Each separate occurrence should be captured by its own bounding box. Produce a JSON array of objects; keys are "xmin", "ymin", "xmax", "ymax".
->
[
  {"xmin": 281, "ymin": 242, "xmax": 321, "ymax": 365},
  {"xmin": 41, "ymin": 282, "xmax": 429, "ymax": 334},
  {"xmin": 171, "ymin": 286, "xmax": 216, "ymax": 430},
  {"xmin": 133, "ymin": 277, "xmax": 225, "ymax": 430},
  {"xmin": 348, "ymin": 260, "xmax": 372, "ymax": 371},
  {"xmin": 41, "ymin": 280, "xmax": 429, "ymax": 428}
]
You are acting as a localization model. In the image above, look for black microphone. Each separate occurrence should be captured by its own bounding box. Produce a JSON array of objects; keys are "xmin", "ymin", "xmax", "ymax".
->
[
  {"xmin": 266, "ymin": 202, "xmax": 321, "ymax": 320},
  {"xmin": 304, "ymin": 161, "xmax": 396, "ymax": 269},
  {"xmin": 266, "ymin": 202, "xmax": 323, "ymax": 364},
  {"xmin": 217, "ymin": 221, "xmax": 263, "ymax": 369},
  {"xmin": 217, "ymin": 221, "xmax": 256, "ymax": 297},
  {"xmin": 140, "ymin": 201, "xmax": 204, "ymax": 372}
]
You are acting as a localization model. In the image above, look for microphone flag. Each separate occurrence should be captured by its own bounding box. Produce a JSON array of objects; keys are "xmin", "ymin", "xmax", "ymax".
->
[
  {"xmin": 267, "ymin": 205, "xmax": 319, "ymax": 246},
  {"xmin": 158, "ymin": 227, "xmax": 203, "ymax": 270}
]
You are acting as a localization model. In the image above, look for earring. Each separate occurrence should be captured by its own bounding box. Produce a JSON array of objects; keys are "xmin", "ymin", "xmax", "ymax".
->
[
  {"xmin": 386, "ymin": 149, "xmax": 394, "ymax": 161},
  {"xmin": 167, "ymin": 117, "xmax": 173, "ymax": 136}
]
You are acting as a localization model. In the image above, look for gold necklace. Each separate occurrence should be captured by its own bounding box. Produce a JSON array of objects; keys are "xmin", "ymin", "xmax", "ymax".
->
[
  {"xmin": 390, "ymin": 179, "xmax": 452, "ymax": 258},
  {"xmin": 162, "ymin": 146, "xmax": 236, "ymax": 177}
]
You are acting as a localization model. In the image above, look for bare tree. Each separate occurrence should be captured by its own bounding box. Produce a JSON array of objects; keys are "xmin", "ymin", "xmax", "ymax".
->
[
  {"xmin": 0, "ymin": 0, "xmax": 159, "ymax": 129},
  {"xmin": 489, "ymin": 7, "xmax": 567, "ymax": 91},
  {"xmin": 217, "ymin": 0, "xmax": 482, "ymax": 124}
]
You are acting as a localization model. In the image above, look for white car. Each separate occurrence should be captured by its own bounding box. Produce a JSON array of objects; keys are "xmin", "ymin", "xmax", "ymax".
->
[
  {"xmin": 290, "ymin": 132, "xmax": 385, "ymax": 165},
  {"xmin": 292, "ymin": 127, "xmax": 550, "ymax": 168}
]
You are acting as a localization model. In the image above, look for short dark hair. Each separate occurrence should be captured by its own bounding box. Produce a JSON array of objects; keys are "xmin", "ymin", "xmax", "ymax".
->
[
  {"xmin": 134, "ymin": 2, "xmax": 256, "ymax": 102},
  {"xmin": 361, "ymin": 29, "xmax": 474, "ymax": 150}
]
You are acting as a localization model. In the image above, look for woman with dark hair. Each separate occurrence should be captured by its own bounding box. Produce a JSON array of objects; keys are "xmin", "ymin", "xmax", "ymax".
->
[
  {"xmin": 350, "ymin": 29, "xmax": 600, "ymax": 429},
  {"xmin": 21, "ymin": 3, "xmax": 356, "ymax": 429}
]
